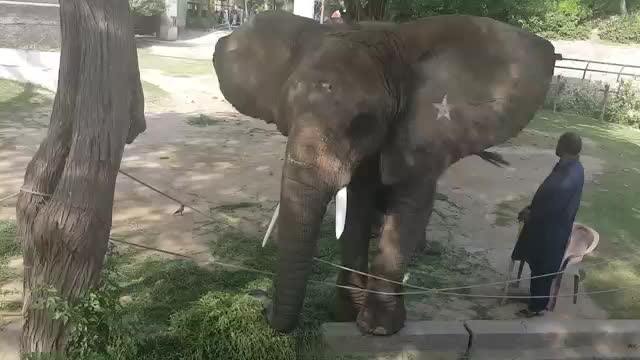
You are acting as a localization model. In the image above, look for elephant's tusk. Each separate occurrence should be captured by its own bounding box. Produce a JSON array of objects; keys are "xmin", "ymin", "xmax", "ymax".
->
[
  {"xmin": 262, "ymin": 203, "xmax": 280, "ymax": 247},
  {"xmin": 335, "ymin": 187, "xmax": 347, "ymax": 239}
]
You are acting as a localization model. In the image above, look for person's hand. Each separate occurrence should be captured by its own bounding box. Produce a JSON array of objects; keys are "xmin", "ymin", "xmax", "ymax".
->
[{"xmin": 518, "ymin": 206, "xmax": 531, "ymax": 223}]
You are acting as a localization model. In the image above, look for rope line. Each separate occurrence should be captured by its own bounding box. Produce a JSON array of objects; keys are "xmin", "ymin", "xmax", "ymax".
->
[
  {"xmin": 117, "ymin": 169, "xmax": 211, "ymax": 219},
  {"xmin": 109, "ymin": 237, "xmax": 276, "ymax": 277},
  {"xmin": 0, "ymin": 192, "xmax": 19, "ymax": 203},
  {"xmin": 6, "ymin": 171, "xmax": 640, "ymax": 300},
  {"xmin": 109, "ymin": 235, "xmax": 640, "ymax": 299},
  {"xmin": 116, "ymin": 172, "xmax": 640, "ymax": 291},
  {"xmin": 20, "ymin": 188, "xmax": 52, "ymax": 197},
  {"xmin": 317, "ymin": 250, "xmax": 640, "ymax": 293}
]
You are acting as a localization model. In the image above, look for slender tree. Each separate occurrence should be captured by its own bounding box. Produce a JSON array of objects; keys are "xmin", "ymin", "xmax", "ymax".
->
[
  {"xmin": 621, "ymin": 0, "xmax": 628, "ymax": 15},
  {"xmin": 16, "ymin": 0, "xmax": 146, "ymax": 354}
]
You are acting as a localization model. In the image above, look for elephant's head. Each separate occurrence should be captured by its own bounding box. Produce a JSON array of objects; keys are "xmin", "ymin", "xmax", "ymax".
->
[{"xmin": 214, "ymin": 11, "xmax": 556, "ymax": 333}]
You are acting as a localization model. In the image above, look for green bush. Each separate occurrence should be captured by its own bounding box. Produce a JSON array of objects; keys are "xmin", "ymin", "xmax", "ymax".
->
[
  {"xmin": 598, "ymin": 14, "xmax": 640, "ymax": 43},
  {"xmin": 546, "ymin": 80, "xmax": 604, "ymax": 117},
  {"xmin": 545, "ymin": 79, "xmax": 640, "ymax": 129},
  {"xmin": 519, "ymin": 0, "xmax": 592, "ymax": 39},
  {"xmin": 34, "ymin": 255, "xmax": 137, "ymax": 360},
  {"xmin": 129, "ymin": 0, "xmax": 166, "ymax": 17},
  {"xmin": 389, "ymin": 0, "xmax": 593, "ymax": 40},
  {"xmin": 606, "ymin": 81, "xmax": 640, "ymax": 127},
  {"xmin": 0, "ymin": 220, "xmax": 19, "ymax": 258},
  {"xmin": 0, "ymin": 220, "xmax": 19, "ymax": 283},
  {"xmin": 167, "ymin": 292, "xmax": 296, "ymax": 360}
]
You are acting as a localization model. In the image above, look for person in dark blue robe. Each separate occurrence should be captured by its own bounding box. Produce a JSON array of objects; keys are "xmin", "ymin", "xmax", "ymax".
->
[{"xmin": 512, "ymin": 132, "xmax": 585, "ymax": 316}]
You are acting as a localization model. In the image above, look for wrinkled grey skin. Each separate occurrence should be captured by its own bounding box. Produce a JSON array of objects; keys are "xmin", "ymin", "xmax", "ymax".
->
[{"xmin": 213, "ymin": 10, "xmax": 556, "ymax": 336}]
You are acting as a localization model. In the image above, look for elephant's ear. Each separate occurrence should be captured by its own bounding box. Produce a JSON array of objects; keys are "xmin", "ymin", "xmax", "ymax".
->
[
  {"xmin": 213, "ymin": 11, "xmax": 323, "ymax": 133},
  {"xmin": 380, "ymin": 16, "xmax": 556, "ymax": 185}
]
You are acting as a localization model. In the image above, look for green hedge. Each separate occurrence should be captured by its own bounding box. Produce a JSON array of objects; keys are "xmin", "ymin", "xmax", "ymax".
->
[
  {"xmin": 388, "ymin": 0, "xmax": 595, "ymax": 40},
  {"xmin": 607, "ymin": 82, "xmax": 640, "ymax": 128},
  {"xmin": 598, "ymin": 14, "xmax": 640, "ymax": 43},
  {"xmin": 130, "ymin": 0, "xmax": 165, "ymax": 17}
]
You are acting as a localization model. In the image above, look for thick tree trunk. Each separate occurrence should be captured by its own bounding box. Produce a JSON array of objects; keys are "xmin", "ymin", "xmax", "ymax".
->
[{"xmin": 16, "ymin": 0, "xmax": 145, "ymax": 355}]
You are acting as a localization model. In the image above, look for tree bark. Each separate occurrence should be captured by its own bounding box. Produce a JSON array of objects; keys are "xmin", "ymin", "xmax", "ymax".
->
[
  {"xmin": 620, "ymin": 0, "xmax": 628, "ymax": 16},
  {"xmin": 16, "ymin": 0, "xmax": 145, "ymax": 355}
]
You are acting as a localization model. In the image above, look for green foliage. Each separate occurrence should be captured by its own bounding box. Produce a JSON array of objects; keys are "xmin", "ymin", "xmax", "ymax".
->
[
  {"xmin": 167, "ymin": 292, "xmax": 296, "ymax": 360},
  {"xmin": 547, "ymin": 80, "xmax": 604, "ymax": 117},
  {"xmin": 0, "ymin": 220, "xmax": 19, "ymax": 258},
  {"xmin": 0, "ymin": 80, "xmax": 53, "ymax": 117},
  {"xmin": 129, "ymin": 0, "xmax": 166, "ymax": 17},
  {"xmin": 598, "ymin": 14, "xmax": 640, "ymax": 43},
  {"xmin": 137, "ymin": 51, "xmax": 213, "ymax": 77},
  {"xmin": 0, "ymin": 220, "xmax": 19, "ymax": 283},
  {"xmin": 606, "ymin": 81, "xmax": 640, "ymax": 127},
  {"xmin": 21, "ymin": 201, "xmax": 494, "ymax": 359},
  {"xmin": 36, "ymin": 255, "xmax": 137, "ymax": 360},
  {"xmin": 389, "ymin": 0, "xmax": 535, "ymax": 23},
  {"xmin": 518, "ymin": 0, "xmax": 592, "ymax": 39},
  {"xmin": 549, "ymin": 79, "xmax": 640, "ymax": 129},
  {"xmin": 388, "ymin": 0, "xmax": 594, "ymax": 39}
]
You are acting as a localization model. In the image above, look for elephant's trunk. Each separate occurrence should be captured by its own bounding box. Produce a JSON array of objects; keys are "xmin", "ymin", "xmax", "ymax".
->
[{"xmin": 268, "ymin": 147, "xmax": 338, "ymax": 332}]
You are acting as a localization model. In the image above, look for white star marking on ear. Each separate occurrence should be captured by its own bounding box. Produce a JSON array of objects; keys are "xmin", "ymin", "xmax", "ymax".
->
[{"xmin": 433, "ymin": 94, "xmax": 451, "ymax": 121}]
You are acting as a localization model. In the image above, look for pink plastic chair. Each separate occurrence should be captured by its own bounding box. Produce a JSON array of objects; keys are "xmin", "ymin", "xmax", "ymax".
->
[
  {"xmin": 546, "ymin": 223, "xmax": 599, "ymax": 311},
  {"xmin": 502, "ymin": 223, "xmax": 599, "ymax": 309}
]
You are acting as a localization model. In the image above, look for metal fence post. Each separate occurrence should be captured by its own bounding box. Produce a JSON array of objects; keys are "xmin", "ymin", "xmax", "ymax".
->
[
  {"xmin": 600, "ymin": 84, "xmax": 610, "ymax": 121},
  {"xmin": 582, "ymin": 62, "xmax": 590, "ymax": 82},
  {"xmin": 553, "ymin": 75, "xmax": 564, "ymax": 113}
]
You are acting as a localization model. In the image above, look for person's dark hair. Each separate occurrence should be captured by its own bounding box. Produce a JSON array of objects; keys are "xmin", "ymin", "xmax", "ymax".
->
[{"xmin": 557, "ymin": 132, "xmax": 582, "ymax": 156}]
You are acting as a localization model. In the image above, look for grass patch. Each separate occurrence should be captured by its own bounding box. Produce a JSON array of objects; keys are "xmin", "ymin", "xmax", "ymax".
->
[
  {"xmin": 0, "ymin": 220, "xmax": 20, "ymax": 283},
  {"xmin": 0, "ymin": 80, "xmax": 52, "ymax": 108},
  {"xmin": 137, "ymin": 51, "xmax": 213, "ymax": 78},
  {"xmin": 409, "ymin": 244, "xmax": 497, "ymax": 291},
  {"xmin": 0, "ymin": 79, "xmax": 53, "ymax": 129},
  {"xmin": 513, "ymin": 110, "xmax": 640, "ymax": 317},
  {"xmin": 0, "ymin": 220, "xmax": 19, "ymax": 258},
  {"xmin": 142, "ymin": 81, "xmax": 172, "ymax": 112},
  {"xmin": 186, "ymin": 114, "xmax": 221, "ymax": 127},
  {"xmin": 90, "ymin": 203, "xmax": 341, "ymax": 359},
  {"xmin": 92, "ymin": 202, "xmax": 484, "ymax": 359}
]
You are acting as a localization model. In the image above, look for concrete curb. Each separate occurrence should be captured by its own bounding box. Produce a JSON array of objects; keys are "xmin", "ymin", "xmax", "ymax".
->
[
  {"xmin": 322, "ymin": 321, "xmax": 469, "ymax": 354},
  {"xmin": 466, "ymin": 319, "xmax": 640, "ymax": 350},
  {"xmin": 322, "ymin": 320, "xmax": 640, "ymax": 359}
]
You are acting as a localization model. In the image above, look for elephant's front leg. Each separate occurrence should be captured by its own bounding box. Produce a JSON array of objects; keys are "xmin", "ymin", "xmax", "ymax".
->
[
  {"xmin": 335, "ymin": 176, "xmax": 380, "ymax": 321},
  {"xmin": 356, "ymin": 178, "xmax": 437, "ymax": 335}
]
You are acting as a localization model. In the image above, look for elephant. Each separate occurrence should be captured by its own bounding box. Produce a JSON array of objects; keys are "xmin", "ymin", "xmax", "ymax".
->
[{"xmin": 212, "ymin": 10, "xmax": 556, "ymax": 336}]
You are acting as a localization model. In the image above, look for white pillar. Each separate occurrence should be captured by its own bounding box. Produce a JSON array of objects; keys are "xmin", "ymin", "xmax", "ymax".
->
[
  {"xmin": 293, "ymin": 0, "xmax": 314, "ymax": 19},
  {"xmin": 158, "ymin": 0, "xmax": 179, "ymax": 41}
]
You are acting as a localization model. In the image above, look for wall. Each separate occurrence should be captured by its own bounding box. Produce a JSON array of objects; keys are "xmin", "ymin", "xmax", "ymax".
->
[{"xmin": 0, "ymin": 2, "xmax": 61, "ymax": 51}]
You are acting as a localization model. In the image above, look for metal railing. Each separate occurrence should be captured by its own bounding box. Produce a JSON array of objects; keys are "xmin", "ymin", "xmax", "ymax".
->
[{"xmin": 554, "ymin": 54, "xmax": 640, "ymax": 82}]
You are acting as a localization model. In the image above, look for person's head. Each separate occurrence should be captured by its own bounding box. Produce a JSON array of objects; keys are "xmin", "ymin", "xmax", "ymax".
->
[{"xmin": 556, "ymin": 132, "xmax": 582, "ymax": 158}]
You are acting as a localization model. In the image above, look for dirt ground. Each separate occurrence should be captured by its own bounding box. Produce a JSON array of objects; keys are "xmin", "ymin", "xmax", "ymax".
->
[{"xmin": 0, "ymin": 48, "xmax": 610, "ymax": 359}]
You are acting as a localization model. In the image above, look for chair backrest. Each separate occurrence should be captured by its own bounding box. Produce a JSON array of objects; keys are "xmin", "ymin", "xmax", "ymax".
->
[{"xmin": 562, "ymin": 223, "xmax": 600, "ymax": 267}]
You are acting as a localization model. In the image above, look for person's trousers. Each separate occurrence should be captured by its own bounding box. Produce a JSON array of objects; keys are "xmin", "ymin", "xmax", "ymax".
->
[{"xmin": 529, "ymin": 271, "xmax": 555, "ymax": 312}]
